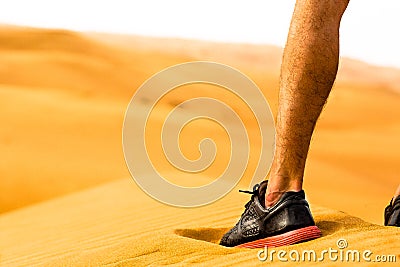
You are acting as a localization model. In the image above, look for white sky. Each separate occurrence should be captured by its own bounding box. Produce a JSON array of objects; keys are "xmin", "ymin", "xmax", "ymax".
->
[{"xmin": 1, "ymin": 0, "xmax": 399, "ymax": 68}]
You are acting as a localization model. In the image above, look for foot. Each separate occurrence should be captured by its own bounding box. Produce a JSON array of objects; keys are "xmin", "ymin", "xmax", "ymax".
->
[
  {"xmin": 219, "ymin": 181, "xmax": 321, "ymax": 248},
  {"xmin": 384, "ymin": 196, "xmax": 400, "ymax": 226}
]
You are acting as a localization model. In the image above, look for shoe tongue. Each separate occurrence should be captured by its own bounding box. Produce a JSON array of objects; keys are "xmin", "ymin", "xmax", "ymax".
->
[{"xmin": 257, "ymin": 180, "xmax": 268, "ymax": 208}]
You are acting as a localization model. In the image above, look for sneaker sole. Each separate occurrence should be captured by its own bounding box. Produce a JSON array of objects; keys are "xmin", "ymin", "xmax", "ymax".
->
[{"xmin": 235, "ymin": 225, "xmax": 322, "ymax": 249}]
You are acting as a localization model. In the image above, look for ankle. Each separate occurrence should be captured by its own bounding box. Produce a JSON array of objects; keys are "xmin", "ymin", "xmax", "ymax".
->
[
  {"xmin": 265, "ymin": 175, "xmax": 303, "ymax": 208},
  {"xmin": 265, "ymin": 191, "xmax": 285, "ymax": 207},
  {"xmin": 394, "ymin": 186, "xmax": 400, "ymax": 200}
]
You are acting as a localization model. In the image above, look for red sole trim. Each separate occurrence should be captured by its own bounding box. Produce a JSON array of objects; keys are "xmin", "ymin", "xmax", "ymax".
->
[{"xmin": 235, "ymin": 225, "xmax": 321, "ymax": 249}]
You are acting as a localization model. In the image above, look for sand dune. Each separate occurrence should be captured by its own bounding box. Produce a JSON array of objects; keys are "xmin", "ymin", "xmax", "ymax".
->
[
  {"xmin": 0, "ymin": 26, "xmax": 189, "ymax": 212},
  {"xmin": 1, "ymin": 25, "xmax": 400, "ymax": 265},
  {"xmin": 0, "ymin": 178, "xmax": 399, "ymax": 266}
]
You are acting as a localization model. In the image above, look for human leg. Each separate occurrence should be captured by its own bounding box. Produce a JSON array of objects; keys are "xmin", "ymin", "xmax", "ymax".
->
[
  {"xmin": 394, "ymin": 184, "xmax": 400, "ymax": 199},
  {"xmin": 265, "ymin": 0, "xmax": 349, "ymax": 207},
  {"xmin": 220, "ymin": 0, "xmax": 350, "ymax": 247}
]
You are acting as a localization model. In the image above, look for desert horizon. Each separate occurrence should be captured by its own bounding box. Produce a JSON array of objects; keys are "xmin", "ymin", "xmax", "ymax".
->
[{"xmin": 0, "ymin": 25, "xmax": 399, "ymax": 266}]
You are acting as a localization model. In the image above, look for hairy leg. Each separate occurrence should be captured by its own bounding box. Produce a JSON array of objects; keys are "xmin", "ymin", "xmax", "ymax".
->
[{"xmin": 265, "ymin": 0, "xmax": 350, "ymax": 207}]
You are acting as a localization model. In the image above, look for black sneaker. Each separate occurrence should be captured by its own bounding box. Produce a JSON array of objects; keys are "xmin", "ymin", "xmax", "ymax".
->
[
  {"xmin": 219, "ymin": 181, "xmax": 321, "ymax": 248},
  {"xmin": 384, "ymin": 196, "xmax": 400, "ymax": 226}
]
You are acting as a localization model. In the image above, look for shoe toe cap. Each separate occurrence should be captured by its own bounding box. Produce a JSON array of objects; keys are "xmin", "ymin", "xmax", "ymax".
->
[{"xmin": 219, "ymin": 225, "xmax": 240, "ymax": 247}]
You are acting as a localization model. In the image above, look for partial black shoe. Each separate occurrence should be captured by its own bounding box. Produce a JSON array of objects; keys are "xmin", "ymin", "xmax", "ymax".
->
[
  {"xmin": 219, "ymin": 181, "xmax": 321, "ymax": 248},
  {"xmin": 384, "ymin": 196, "xmax": 400, "ymax": 226}
]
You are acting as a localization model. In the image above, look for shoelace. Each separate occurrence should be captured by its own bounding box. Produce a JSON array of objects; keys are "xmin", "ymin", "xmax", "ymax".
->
[
  {"xmin": 239, "ymin": 184, "xmax": 260, "ymax": 195},
  {"xmin": 239, "ymin": 184, "xmax": 260, "ymax": 209}
]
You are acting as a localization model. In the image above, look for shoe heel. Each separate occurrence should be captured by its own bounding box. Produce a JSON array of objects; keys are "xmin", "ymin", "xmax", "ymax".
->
[
  {"xmin": 286, "ymin": 203, "xmax": 316, "ymax": 228},
  {"xmin": 265, "ymin": 202, "xmax": 316, "ymax": 233}
]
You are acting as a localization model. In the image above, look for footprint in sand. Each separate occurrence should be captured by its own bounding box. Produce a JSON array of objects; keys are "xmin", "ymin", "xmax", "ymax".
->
[
  {"xmin": 174, "ymin": 228, "xmax": 229, "ymax": 244},
  {"xmin": 316, "ymin": 220, "xmax": 344, "ymax": 237}
]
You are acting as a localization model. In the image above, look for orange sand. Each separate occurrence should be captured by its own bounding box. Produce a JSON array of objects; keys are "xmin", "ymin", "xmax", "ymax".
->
[{"xmin": 0, "ymin": 25, "xmax": 399, "ymax": 266}]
